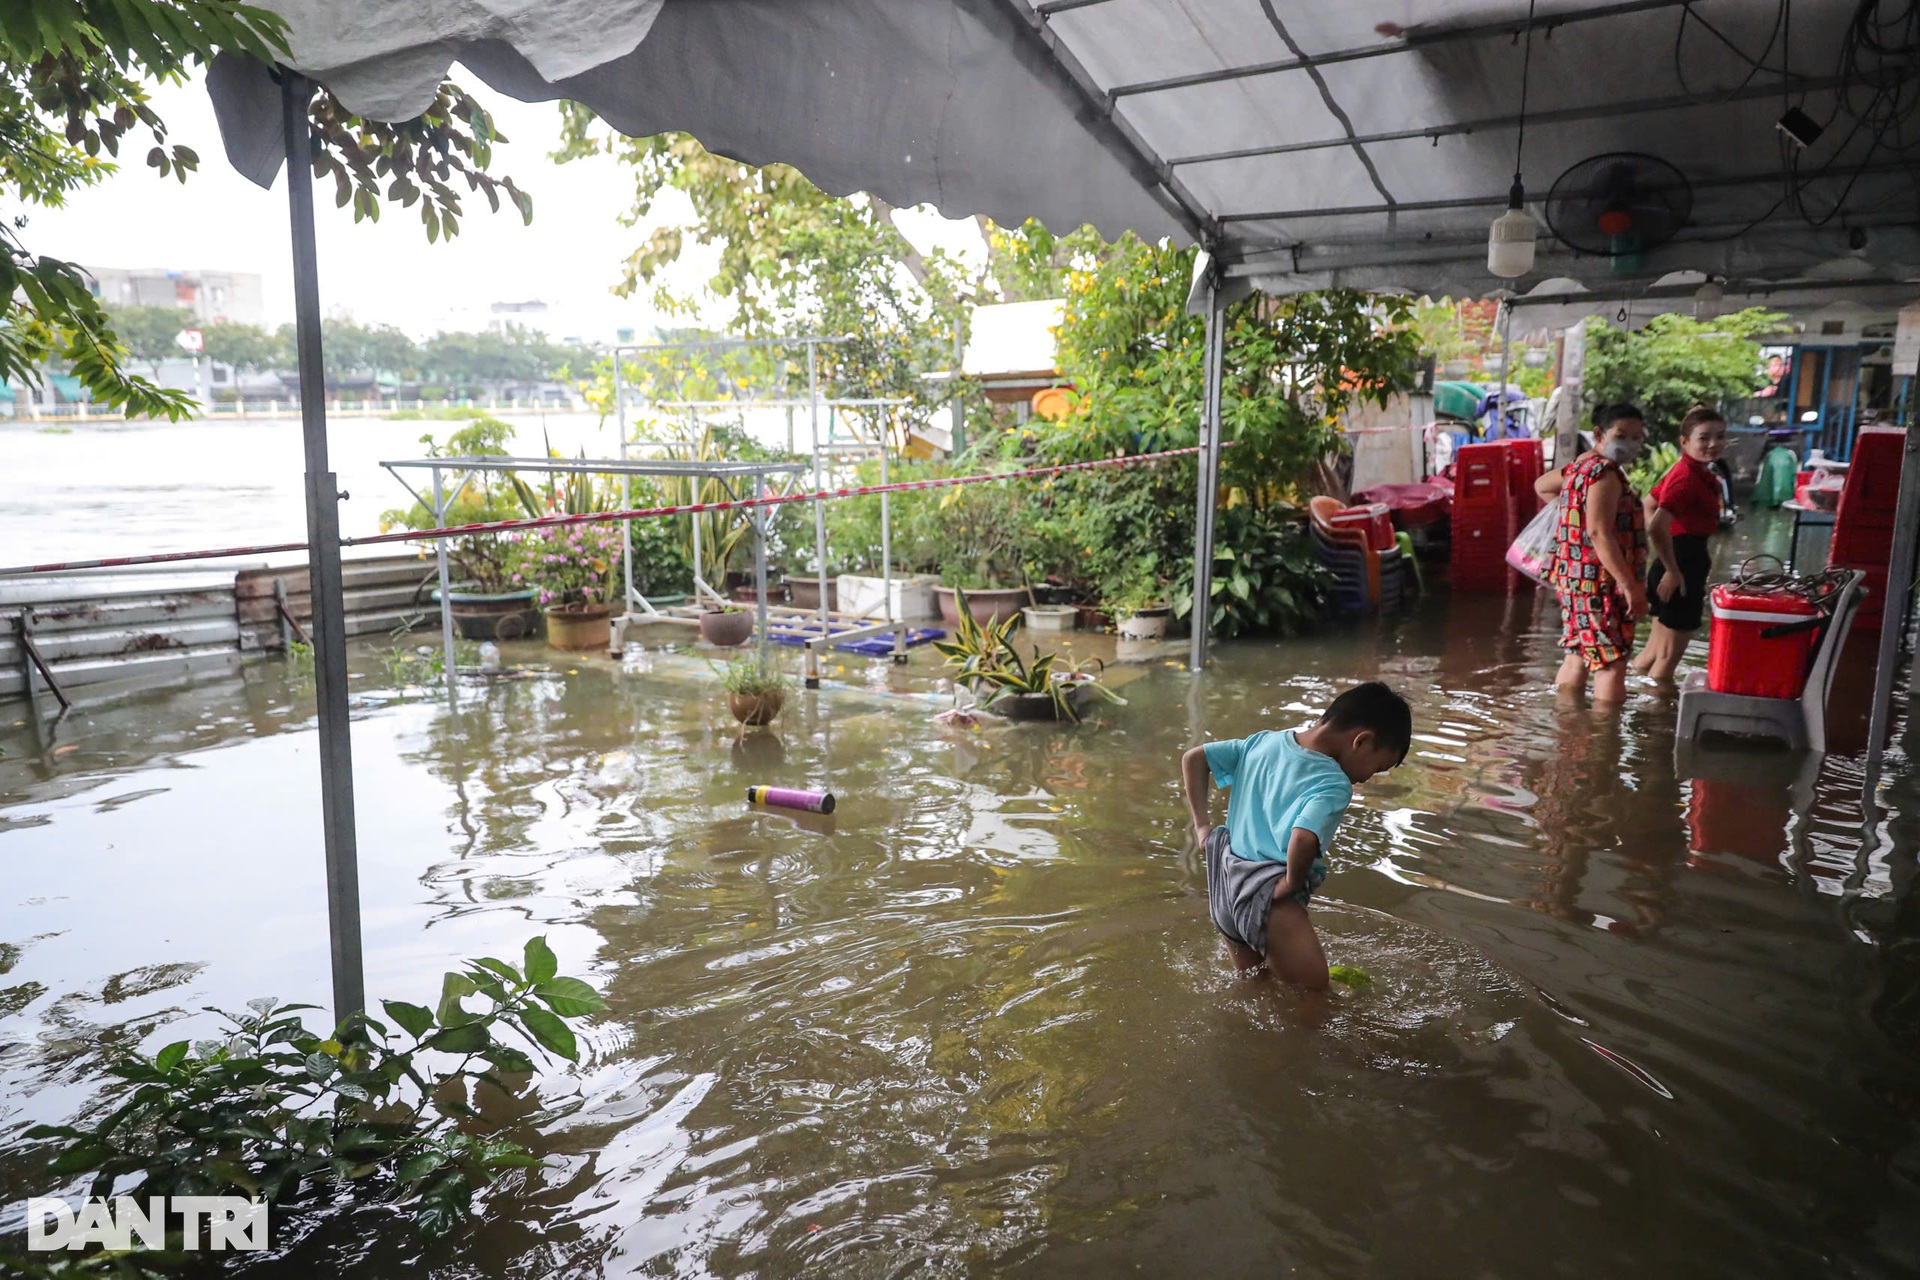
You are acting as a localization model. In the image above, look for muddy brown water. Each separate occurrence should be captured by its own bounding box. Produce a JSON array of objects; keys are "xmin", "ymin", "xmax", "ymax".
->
[{"xmin": 1, "ymin": 512, "xmax": 1917, "ymax": 1277}]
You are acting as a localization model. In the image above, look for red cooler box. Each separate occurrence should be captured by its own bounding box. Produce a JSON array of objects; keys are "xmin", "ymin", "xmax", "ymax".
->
[{"xmin": 1706, "ymin": 585, "xmax": 1822, "ymax": 699}]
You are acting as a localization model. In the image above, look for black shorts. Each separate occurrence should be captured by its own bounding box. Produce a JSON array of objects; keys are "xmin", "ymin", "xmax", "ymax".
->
[{"xmin": 1647, "ymin": 534, "xmax": 1711, "ymax": 632}]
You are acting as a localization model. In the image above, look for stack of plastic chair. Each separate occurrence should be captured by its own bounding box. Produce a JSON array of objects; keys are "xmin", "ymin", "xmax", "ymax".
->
[
  {"xmin": 1309, "ymin": 497, "xmax": 1407, "ymax": 615},
  {"xmin": 1827, "ymin": 426, "xmax": 1904, "ymax": 632}
]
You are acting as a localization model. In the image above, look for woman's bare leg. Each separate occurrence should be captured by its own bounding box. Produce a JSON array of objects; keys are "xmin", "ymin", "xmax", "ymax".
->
[
  {"xmin": 1555, "ymin": 651, "xmax": 1588, "ymax": 698},
  {"xmin": 1591, "ymin": 657, "xmax": 1630, "ymax": 706},
  {"xmin": 1645, "ymin": 627, "xmax": 1693, "ymax": 681},
  {"xmin": 1631, "ymin": 622, "xmax": 1669, "ymax": 674}
]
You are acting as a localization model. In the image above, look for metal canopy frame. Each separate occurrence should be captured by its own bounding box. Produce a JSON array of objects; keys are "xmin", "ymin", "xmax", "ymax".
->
[{"xmin": 380, "ymin": 453, "xmax": 808, "ymax": 698}]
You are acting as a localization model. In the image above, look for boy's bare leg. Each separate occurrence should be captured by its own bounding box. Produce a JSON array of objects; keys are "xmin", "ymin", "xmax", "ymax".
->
[
  {"xmin": 1645, "ymin": 627, "xmax": 1691, "ymax": 682},
  {"xmin": 1222, "ymin": 937, "xmax": 1266, "ymax": 973},
  {"xmin": 1262, "ymin": 899, "xmax": 1329, "ymax": 991},
  {"xmin": 1630, "ymin": 623, "xmax": 1666, "ymax": 674}
]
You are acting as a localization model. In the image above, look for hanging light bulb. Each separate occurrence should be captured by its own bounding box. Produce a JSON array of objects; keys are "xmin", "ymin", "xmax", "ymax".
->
[
  {"xmin": 1489, "ymin": 1, "xmax": 1540, "ymax": 280},
  {"xmin": 1488, "ymin": 177, "xmax": 1538, "ymax": 278}
]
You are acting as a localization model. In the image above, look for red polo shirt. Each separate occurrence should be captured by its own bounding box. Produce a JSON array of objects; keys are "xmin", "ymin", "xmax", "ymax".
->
[{"xmin": 1651, "ymin": 453, "xmax": 1721, "ymax": 537}]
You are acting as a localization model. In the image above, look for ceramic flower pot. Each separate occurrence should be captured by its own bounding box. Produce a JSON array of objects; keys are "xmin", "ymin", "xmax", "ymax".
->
[
  {"xmin": 698, "ymin": 609, "xmax": 755, "ymax": 647},
  {"xmin": 544, "ymin": 602, "xmax": 611, "ymax": 651},
  {"xmin": 1117, "ymin": 607, "xmax": 1170, "ymax": 640},
  {"xmin": 727, "ymin": 690, "xmax": 786, "ymax": 726}
]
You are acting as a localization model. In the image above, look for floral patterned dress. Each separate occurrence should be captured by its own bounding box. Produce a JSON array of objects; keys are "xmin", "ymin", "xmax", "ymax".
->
[{"xmin": 1548, "ymin": 453, "xmax": 1647, "ymax": 670}]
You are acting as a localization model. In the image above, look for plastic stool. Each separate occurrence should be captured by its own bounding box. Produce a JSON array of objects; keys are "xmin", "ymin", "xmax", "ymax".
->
[{"xmin": 1675, "ymin": 570, "xmax": 1864, "ymax": 753}]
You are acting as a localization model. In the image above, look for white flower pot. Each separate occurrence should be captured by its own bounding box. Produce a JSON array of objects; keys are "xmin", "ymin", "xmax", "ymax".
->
[
  {"xmin": 1118, "ymin": 609, "xmax": 1169, "ymax": 640},
  {"xmin": 837, "ymin": 573, "xmax": 940, "ymax": 620},
  {"xmin": 1022, "ymin": 605, "xmax": 1078, "ymax": 632}
]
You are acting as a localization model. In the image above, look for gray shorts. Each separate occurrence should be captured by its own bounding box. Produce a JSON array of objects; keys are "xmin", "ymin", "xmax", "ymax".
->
[{"xmin": 1205, "ymin": 825, "xmax": 1310, "ymax": 955}]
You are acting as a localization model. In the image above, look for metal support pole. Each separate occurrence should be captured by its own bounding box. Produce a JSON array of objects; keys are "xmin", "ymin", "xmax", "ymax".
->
[
  {"xmin": 1190, "ymin": 282, "xmax": 1225, "ymax": 671},
  {"xmin": 807, "ymin": 341, "xmax": 828, "ymax": 689},
  {"xmin": 274, "ymin": 578, "xmax": 294, "ymax": 651},
  {"xmin": 283, "ymin": 70, "xmax": 364, "ymax": 1024},
  {"xmin": 617, "ymin": 352, "xmax": 633, "ymax": 613},
  {"xmin": 1494, "ymin": 300, "xmax": 1513, "ymax": 437},
  {"xmin": 1862, "ymin": 418, "xmax": 1920, "ymax": 798},
  {"xmin": 951, "ymin": 327, "xmax": 966, "ymax": 456},
  {"xmin": 883, "ymin": 437, "xmax": 905, "ymax": 662},
  {"xmin": 753, "ymin": 473, "xmax": 770, "ymax": 659},
  {"xmin": 432, "ymin": 466, "xmax": 456, "ymax": 701}
]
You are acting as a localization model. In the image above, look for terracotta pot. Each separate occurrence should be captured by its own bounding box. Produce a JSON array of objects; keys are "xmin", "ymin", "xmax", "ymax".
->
[
  {"xmin": 727, "ymin": 689, "xmax": 786, "ymax": 726},
  {"xmin": 544, "ymin": 602, "xmax": 611, "ymax": 651},
  {"xmin": 934, "ymin": 586, "xmax": 1028, "ymax": 629},
  {"xmin": 698, "ymin": 609, "xmax": 754, "ymax": 647}
]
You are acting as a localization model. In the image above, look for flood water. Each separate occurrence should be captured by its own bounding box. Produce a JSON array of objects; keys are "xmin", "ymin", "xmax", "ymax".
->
[
  {"xmin": 1, "ymin": 515, "xmax": 1918, "ymax": 1276},
  {"xmin": 0, "ymin": 413, "xmax": 626, "ymax": 567}
]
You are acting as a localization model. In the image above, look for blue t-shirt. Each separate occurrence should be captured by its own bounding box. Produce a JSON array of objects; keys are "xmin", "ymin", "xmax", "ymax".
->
[{"xmin": 1203, "ymin": 730, "xmax": 1352, "ymax": 884}]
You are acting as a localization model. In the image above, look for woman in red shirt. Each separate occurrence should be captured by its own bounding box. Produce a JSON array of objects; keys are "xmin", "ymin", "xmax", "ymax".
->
[{"xmin": 1632, "ymin": 405, "xmax": 1728, "ymax": 683}]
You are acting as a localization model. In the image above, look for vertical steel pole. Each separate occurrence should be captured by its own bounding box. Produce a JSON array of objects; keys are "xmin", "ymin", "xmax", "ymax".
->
[
  {"xmin": 432, "ymin": 465, "xmax": 456, "ymax": 702},
  {"xmin": 283, "ymin": 71, "xmax": 364, "ymax": 1023},
  {"xmin": 807, "ymin": 341, "xmax": 828, "ymax": 688},
  {"xmin": 1494, "ymin": 300, "xmax": 1513, "ymax": 437},
  {"xmin": 753, "ymin": 472, "xmax": 770, "ymax": 659},
  {"xmin": 1863, "ymin": 418, "xmax": 1920, "ymax": 798},
  {"xmin": 1190, "ymin": 282, "xmax": 1225, "ymax": 671},
  {"xmin": 617, "ymin": 350, "xmax": 633, "ymax": 613}
]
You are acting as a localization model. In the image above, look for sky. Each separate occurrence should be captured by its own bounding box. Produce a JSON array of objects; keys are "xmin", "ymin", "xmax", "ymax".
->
[{"xmin": 19, "ymin": 71, "xmax": 989, "ymax": 343}]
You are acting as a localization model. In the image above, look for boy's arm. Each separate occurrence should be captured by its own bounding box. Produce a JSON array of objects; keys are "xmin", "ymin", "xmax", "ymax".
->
[
  {"xmin": 1180, "ymin": 745, "xmax": 1213, "ymax": 841},
  {"xmin": 1276, "ymin": 827, "xmax": 1321, "ymax": 899}
]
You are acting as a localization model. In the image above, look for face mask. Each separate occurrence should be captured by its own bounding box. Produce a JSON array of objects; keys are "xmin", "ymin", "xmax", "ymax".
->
[{"xmin": 1601, "ymin": 438, "xmax": 1643, "ymax": 465}]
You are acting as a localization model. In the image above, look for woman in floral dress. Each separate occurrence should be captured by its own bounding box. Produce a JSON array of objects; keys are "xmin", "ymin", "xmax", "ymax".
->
[{"xmin": 1534, "ymin": 404, "xmax": 1650, "ymax": 706}]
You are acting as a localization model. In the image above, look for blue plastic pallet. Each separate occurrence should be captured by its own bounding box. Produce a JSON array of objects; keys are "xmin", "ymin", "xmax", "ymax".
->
[{"xmin": 764, "ymin": 622, "xmax": 946, "ymax": 656}]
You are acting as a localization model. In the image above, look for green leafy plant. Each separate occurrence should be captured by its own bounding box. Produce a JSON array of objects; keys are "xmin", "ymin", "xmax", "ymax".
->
[
  {"xmin": 1172, "ymin": 506, "xmax": 1333, "ymax": 640},
  {"xmin": 11, "ymin": 938, "xmax": 604, "ymax": 1267},
  {"xmin": 1583, "ymin": 309, "xmax": 1789, "ymax": 440},
  {"xmin": 286, "ymin": 639, "xmax": 315, "ymax": 680},
  {"xmin": 1626, "ymin": 441, "xmax": 1682, "ymax": 496},
  {"xmin": 933, "ymin": 589, "xmax": 1116, "ymax": 722},
  {"xmin": 380, "ymin": 416, "xmax": 542, "ymax": 594},
  {"xmin": 717, "ymin": 652, "xmax": 791, "ymax": 697}
]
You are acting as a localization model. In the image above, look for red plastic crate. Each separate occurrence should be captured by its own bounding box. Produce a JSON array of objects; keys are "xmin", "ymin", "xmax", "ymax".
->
[
  {"xmin": 1834, "ymin": 428, "xmax": 1906, "ymax": 529},
  {"xmin": 1706, "ymin": 585, "xmax": 1822, "ymax": 699},
  {"xmin": 1503, "ymin": 439, "xmax": 1545, "ymax": 521},
  {"xmin": 1453, "ymin": 444, "xmax": 1512, "ymax": 510}
]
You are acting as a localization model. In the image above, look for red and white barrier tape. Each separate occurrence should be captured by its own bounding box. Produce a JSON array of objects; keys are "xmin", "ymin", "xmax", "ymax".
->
[{"xmin": 0, "ymin": 443, "xmax": 1227, "ymax": 577}]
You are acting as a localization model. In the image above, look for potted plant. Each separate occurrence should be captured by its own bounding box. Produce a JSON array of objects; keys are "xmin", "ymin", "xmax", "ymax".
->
[
  {"xmin": 383, "ymin": 418, "xmax": 544, "ymax": 641},
  {"xmin": 512, "ymin": 520, "xmax": 623, "ymax": 651},
  {"xmin": 720, "ymin": 652, "xmax": 790, "ymax": 726},
  {"xmin": 933, "ymin": 589, "xmax": 1118, "ymax": 723},
  {"xmin": 698, "ymin": 603, "xmax": 755, "ymax": 647},
  {"xmin": 929, "ymin": 477, "xmax": 1036, "ymax": 628},
  {"xmin": 1108, "ymin": 574, "xmax": 1171, "ymax": 641}
]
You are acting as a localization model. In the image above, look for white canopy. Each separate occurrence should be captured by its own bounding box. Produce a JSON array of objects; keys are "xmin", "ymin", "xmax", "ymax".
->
[{"xmin": 211, "ymin": 0, "xmax": 1920, "ymax": 300}]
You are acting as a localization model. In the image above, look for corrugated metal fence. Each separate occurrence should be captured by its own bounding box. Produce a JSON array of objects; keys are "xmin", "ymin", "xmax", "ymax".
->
[{"xmin": 2, "ymin": 554, "xmax": 439, "ymax": 703}]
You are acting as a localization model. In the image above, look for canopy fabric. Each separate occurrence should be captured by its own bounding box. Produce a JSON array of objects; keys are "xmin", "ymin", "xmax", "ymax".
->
[{"xmin": 214, "ymin": 0, "xmax": 1920, "ymax": 298}]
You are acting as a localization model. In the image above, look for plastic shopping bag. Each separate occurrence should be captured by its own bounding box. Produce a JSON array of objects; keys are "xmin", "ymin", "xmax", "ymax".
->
[{"xmin": 1505, "ymin": 495, "xmax": 1562, "ymax": 584}]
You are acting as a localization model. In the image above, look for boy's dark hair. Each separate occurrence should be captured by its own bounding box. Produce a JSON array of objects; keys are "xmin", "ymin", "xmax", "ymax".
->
[
  {"xmin": 1319, "ymin": 681, "xmax": 1413, "ymax": 763},
  {"xmin": 1592, "ymin": 402, "xmax": 1645, "ymax": 432}
]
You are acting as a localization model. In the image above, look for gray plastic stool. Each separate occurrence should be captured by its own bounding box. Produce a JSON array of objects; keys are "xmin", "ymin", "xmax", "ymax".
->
[{"xmin": 1675, "ymin": 570, "xmax": 1864, "ymax": 753}]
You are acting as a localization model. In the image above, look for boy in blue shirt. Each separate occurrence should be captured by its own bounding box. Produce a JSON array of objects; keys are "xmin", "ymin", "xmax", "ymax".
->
[{"xmin": 1180, "ymin": 682, "xmax": 1412, "ymax": 989}]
